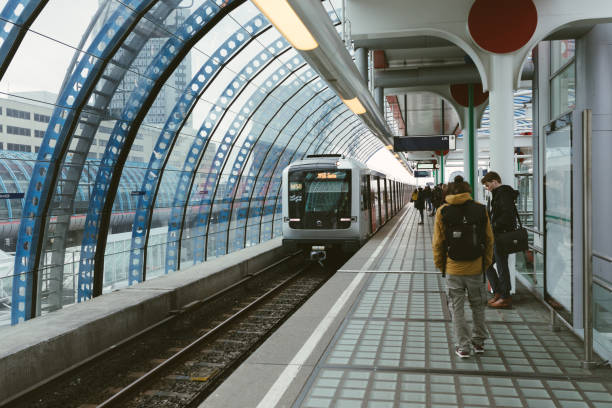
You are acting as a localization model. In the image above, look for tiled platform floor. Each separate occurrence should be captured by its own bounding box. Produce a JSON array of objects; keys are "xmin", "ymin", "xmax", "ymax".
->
[{"xmin": 295, "ymin": 207, "xmax": 612, "ymax": 408}]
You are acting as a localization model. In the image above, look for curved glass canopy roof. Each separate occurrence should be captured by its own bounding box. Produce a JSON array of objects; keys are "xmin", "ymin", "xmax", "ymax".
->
[{"xmin": 0, "ymin": 0, "xmax": 385, "ymax": 325}]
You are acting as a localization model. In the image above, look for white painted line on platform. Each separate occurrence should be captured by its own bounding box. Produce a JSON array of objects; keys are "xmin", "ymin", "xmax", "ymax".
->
[{"xmin": 255, "ymin": 210, "xmax": 409, "ymax": 408}]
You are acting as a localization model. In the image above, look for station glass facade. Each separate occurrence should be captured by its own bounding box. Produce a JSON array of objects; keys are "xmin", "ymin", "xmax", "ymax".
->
[{"xmin": 0, "ymin": 0, "xmax": 386, "ymax": 326}]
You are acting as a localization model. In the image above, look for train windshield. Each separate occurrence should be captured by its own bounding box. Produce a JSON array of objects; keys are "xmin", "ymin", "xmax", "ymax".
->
[{"xmin": 288, "ymin": 169, "xmax": 351, "ymax": 229}]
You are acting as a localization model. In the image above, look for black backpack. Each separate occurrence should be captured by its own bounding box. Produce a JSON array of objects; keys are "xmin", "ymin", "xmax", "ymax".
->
[{"xmin": 441, "ymin": 201, "xmax": 486, "ymax": 261}]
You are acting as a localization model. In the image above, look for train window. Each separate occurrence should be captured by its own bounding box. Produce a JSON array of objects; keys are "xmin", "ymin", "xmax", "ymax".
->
[
  {"xmin": 360, "ymin": 176, "xmax": 369, "ymax": 210},
  {"xmin": 288, "ymin": 169, "xmax": 351, "ymax": 229}
]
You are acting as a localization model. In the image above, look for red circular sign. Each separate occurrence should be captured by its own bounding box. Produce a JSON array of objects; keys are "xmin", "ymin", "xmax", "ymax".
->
[
  {"xmin": 468, "ymin": 0, "xmax": 538, "ymax": 54},
  {"xmin": 450, "ymin": 84, "xmax": 489, "ymax": 107}
]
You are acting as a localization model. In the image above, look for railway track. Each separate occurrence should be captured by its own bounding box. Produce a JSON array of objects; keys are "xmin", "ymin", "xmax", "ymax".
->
[{"xmin": 8, "ymin": 252, "xmax": 343, "ymax": 408}]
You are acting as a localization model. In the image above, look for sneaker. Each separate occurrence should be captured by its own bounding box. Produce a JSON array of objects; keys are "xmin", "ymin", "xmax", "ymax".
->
[
  {"xmin": 455, "ymin": 347, "xmax": 470, "ymax": 358},
  {"xmin": 418, "ymin": 221, "xmax": 424, "ymax": 225},
  {"xmin": 472, "ymin": 343, "xmax": 484, "ymax": 354}
]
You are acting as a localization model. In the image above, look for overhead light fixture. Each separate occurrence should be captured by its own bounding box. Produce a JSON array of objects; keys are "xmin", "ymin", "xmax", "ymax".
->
[
  {"xmin": 342, "ymin": 97, "xmax": 366, "ymax": 115},
  {"xmin": 251, "ymin": 0, "xmax": 318, "ymax": 51}
]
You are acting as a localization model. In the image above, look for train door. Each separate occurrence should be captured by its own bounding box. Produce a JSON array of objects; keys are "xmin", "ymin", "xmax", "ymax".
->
[
  {"xmin": 368, "ymin": 176, "xmax": 376, "ymax": 233},
  {"xmin": 382, "ymin": 178, "xmax": 388, "ymax": 223},
  {"xmin": 361, "ymin": 175, "xmax": 372, "ymax": 235},
  {"xmin": 371, "ymin": 175, "xmax": 380, "ymax": 230}
]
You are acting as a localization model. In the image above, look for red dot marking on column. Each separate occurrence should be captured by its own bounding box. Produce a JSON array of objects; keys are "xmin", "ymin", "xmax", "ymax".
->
[
  {"xmin": 450, "ymin": 84, "xmax": 489, "ymax": 107},
  {"xmin": 468, "ymin": 0, "xmax": 538, "ymax": 54}
]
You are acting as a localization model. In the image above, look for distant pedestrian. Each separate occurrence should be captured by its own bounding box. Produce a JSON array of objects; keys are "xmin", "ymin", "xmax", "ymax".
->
[
  {"xmin": 414, "ymin": 187, "xmax": 425, "ymax": 224},
  {"xmin": 433, "ymin": 175, "xmax": 494, "ymax": 358},
  {"xmin": 430, "ymin": 184, "xmax": 443, "ymax": 216},
  {"xmin": 423, "ymin": 185, "xmax": 432, "ymax": 211},
  {"xmin": 481, "ymin": 171, "xmax": 519, "ymax": 308}
]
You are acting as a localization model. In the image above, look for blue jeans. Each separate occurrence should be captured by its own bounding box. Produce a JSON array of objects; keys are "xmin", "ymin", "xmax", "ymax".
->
[{"xmin": 486, "ymin": 244, "xmax": 511, "ymax": 298}]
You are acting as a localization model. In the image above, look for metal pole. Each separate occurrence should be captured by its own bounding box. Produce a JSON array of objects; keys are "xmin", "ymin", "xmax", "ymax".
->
[
  {"xmin": 440, "ymin": 154, "xmax": 444, "ymax": 183},
  {"xmin": 404, "ymin": 94, "xmax": 408, "ymax": 137},
  {"xmin": 582, "ymin": 109, "xmax": 597, "ymax": 368},
  {"xmin": 468, "ymin": 84, "xmax": 475, "ymax": 188}
]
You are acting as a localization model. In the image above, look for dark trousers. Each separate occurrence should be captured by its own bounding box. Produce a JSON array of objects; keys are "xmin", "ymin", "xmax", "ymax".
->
[
  {"xmin": 486, "ymin": 245, "xmax": 511, "ymax": 298},
  {"xmin": 418, "ymin": 208, "xmax": 424, "ymax": 222}
]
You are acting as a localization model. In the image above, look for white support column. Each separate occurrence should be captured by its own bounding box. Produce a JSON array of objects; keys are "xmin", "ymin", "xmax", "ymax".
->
[{"xmin": 488, "ymin": 53, "xmax": 515, "ymax": 188}]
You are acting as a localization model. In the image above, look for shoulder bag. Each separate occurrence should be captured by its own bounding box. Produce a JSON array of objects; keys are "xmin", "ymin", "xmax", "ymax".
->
[{"xmin": 494, "ymin": 202, "xmax": 528, "ymax": 255}]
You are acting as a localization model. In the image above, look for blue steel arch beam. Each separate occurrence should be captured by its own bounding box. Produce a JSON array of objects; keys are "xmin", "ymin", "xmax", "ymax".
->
[
  {"xmin": 165, "ymin": 40, "xmax": 293, "ymax": 274},
  {"xmin": 227, "ymin": 88, "xmax": 336, "ymax": 250},
  {"xmin": 35, "ymin": 0, "xmax": 183, "ymax": 312},
  {"xmin": 181, "ymin": 58, "xmax": 308, "ymax": 263},
  {"xmin": 0, "ymin": 0, "xmax": 48, "ymax": 80},
  {"xmin": 200, "ymin": 67, "xmax": 314, "ymax": 260},
  {"xmin": 79, "ymin": 0, "xmax": 244, "ymax": 299},
  {"xmin": 127, "ymin": 14, "xmax": 272, "ymax": 285},
  {"xmin": 225, "ymin": 82, "xmax": 332, "ymax": 253},
  {"xmin": 12, "ymin": 0, "xmax": 165, "ymax": 324},
  {"xmin": 248, "ymin": 105, "xmax": 361, "ymax": 244},
  {"xmin": 254, "ymin": 105, "xmax": 354, "ymax": 242},
  {"xmin": 262, "ymin": 106, "xmax": 353, "ymax": 242},
  {"xmin": 241, "ymin": 95, "xmax": 343, "ymax": 246}
]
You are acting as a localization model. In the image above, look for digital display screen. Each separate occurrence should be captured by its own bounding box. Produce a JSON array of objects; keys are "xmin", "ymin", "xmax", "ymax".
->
[
  {"xmin": 316, "ymin": 172, "xmax": 338, "ymax": 179},
  {"xmin": 393, "ymin": 135, "xmax": 455, "ymax": 152}
]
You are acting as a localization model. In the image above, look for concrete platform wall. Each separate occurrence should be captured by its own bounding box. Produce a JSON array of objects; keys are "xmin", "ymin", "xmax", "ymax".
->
[{"xmin": 0, "ymin": 238, "xmax": 288, "ymax": 404}]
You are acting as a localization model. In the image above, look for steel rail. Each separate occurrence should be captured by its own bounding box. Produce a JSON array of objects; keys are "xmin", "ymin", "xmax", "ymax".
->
[{"xmin": 97, "ymin": 261, "xmax": 310, "ymax": 407}]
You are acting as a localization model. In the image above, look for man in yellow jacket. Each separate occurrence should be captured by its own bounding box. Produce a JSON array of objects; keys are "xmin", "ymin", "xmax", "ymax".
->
[{"xmin": 432, "ymin": 176, "xmax": 494, "ymax": 358}]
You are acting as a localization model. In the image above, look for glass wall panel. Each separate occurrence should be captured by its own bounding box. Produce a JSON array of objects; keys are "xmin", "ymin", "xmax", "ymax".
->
[
  {"xmin": 594, "ymin": 278, "xmax": 612, "ymax": 359},
  {"xmin": 550, "ymin": 39, "xmax": 575, "ymax": 74},
  {"xmin": 544, "ymin": 117, "xmax": 572, "ymax": 321},
  {"xmin": 551, "ymin": 63, "xmax": 575, "ymax": 119}
]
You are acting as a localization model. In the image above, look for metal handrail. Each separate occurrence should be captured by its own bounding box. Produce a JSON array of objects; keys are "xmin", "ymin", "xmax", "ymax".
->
[
  {"xmin": 529, "ymin": 244, "xmax": 543, "ymax": 254},
  {"xmin": 524, "ymin": 226, "xmax": 543, "ymax": 236},
  {"xmin": 594, "ymin": 276, "xmax": 612, "ymax": 293},
  {"xmin": 593, "ymin": 251, "xmax": 612, "ymax": 264}
]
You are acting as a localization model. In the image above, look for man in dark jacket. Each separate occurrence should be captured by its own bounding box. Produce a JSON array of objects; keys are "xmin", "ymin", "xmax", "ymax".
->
[
  {"xmin": 481, "ymin": 171, "xmax": 519, "ymax": 308},
  {"xmin": 415, "ymin": 187, "xmax": 425, "ymax": 224}
]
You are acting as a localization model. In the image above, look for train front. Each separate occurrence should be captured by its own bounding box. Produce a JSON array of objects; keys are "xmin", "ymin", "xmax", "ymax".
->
[{"xmin": 282, "ymin": 158, "xmax": 361, "ymax": 262}]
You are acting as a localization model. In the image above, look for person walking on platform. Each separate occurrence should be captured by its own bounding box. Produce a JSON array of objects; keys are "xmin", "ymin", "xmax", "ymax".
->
[
  {"xmin": 433, "ymin": 176, "xmax": 494, "ymax": 358},
  {"xmin": 414, "ymin": 187, "xmax": 425, "ymax": 224},
  {"xmin": 411, "ymin": 188, "xmax": 418, "ymax": 205},
  {"xmin": 423, "ymin": 185, "xmax": 432, "ymax": 211},
  {"xmin": 430, "ymin": 184, "xmax": 443, "ymax": 216},
  {"xmin": 481, "ymin": 171, "xmax": 519, "ymax": 308}
]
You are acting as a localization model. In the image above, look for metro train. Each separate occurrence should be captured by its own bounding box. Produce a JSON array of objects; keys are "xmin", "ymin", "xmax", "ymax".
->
[{"xmin": 281, "ymin": 154, "xmax": 415, "ymax": 261}]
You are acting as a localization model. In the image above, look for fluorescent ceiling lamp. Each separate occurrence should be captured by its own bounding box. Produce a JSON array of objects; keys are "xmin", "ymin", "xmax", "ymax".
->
[
  {"xmin": 251, "ymin": 0, "xmax": 318, "ymax": 51},
  {"xmin": 342, "ymin": 97, "xmax": 366, "ymax": 115}
]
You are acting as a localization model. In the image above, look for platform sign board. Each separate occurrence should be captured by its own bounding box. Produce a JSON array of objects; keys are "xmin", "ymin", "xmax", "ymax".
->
[
  {"xmin": 394, "ymin": 135, "xmax": 455, "ymax": 152},
  {"xmin": 417, "ymin": 162, "xmax": 438, "ymax": 170},
  {"xmin": 414, "ymin": 171, "xmax": 430, "ymax": 178}
]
